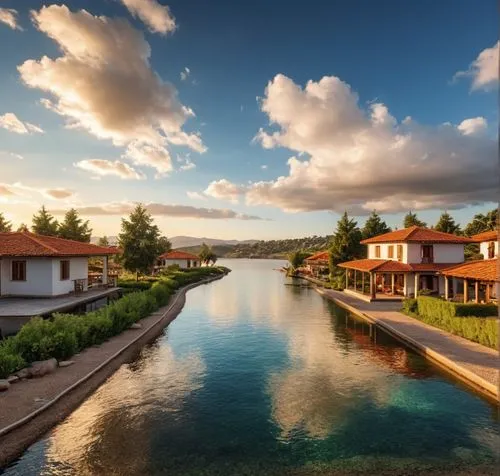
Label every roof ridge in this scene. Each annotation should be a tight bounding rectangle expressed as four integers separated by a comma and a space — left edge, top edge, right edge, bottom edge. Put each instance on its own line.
23, 231, 59, 254
405, 226, 421, 239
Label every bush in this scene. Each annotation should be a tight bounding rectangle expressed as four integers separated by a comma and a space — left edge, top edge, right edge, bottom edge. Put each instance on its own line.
454, 303, 498, 317
402, 298, 418, 314
0, 267, 229, 377
417, 296, 497, 320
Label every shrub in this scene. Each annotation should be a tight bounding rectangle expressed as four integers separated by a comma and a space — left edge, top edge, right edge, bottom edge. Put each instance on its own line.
0, 339, 26, 378
417, 296, 497, 320
454, 303, 498, 317
117, 280, 153, 291
402, 298, 418, 314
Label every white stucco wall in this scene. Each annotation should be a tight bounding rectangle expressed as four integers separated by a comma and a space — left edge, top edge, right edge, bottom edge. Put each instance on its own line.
0, 257, 89, 297
367, 243, 407, 261
479, 240, 498, 259
368, 243, 464, 264
160, 258, 199, 268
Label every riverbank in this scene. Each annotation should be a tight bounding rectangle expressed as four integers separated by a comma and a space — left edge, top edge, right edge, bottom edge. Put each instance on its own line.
0, 273, 226, 468
315, 288, 499, 402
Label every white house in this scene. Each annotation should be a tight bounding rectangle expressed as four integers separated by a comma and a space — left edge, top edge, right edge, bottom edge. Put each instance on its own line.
339, 226, 474, 301
156, 250, 200, 271
0, 231, 115, 297
471, 230, 498, 260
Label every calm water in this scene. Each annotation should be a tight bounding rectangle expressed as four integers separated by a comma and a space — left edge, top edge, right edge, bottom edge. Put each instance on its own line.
4, 260, 499, 475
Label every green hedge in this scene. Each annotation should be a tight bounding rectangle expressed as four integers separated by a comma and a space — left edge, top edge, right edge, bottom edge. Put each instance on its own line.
0, 267, 227, 378
401, 296, 498, 349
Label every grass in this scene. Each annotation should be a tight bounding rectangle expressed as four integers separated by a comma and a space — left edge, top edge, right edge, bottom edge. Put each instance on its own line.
0, 266, 228, 378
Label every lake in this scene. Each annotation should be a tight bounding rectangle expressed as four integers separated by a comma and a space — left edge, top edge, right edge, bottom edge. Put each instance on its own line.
3, 259, 499, 475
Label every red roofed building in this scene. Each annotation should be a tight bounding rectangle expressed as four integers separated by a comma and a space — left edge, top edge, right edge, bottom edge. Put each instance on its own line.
471, 230, 498, 260
304, 251, 329, 277
156, 250, 200, 271
338, 226, 471, 301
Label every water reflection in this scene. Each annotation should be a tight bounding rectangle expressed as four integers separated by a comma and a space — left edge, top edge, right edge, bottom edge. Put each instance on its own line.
4, 259, 499, 475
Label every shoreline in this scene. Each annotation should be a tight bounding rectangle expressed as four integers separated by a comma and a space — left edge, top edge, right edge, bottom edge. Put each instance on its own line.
0, 274, 226, 468
314, 287, 499, 403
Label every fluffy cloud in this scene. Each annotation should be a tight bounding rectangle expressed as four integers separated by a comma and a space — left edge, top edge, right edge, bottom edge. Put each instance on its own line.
51, 201, 265, 220
0, 8, 22, 30
180, 67, 190, 81
204, 179, 246, 203
75, 159, 145, 180
457, 117, 488, 136
0, 113, 43, 134
120, 0, 176, 35
0, 151, 24, 160
0, 182, 73, 201
44, 188, 74, 199
240, 74, 496, 214
186, 191, 206, 200
454, 41, 499, 91
18, 5, 204, 176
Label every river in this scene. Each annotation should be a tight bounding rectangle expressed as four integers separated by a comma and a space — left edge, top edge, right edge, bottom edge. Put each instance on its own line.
3, 259, 499, 475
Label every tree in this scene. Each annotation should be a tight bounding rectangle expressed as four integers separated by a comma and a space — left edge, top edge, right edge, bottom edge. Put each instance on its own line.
31, 206, 59, 236
288, 250, 311, 270
403, 211, 426, 228
0, 213, 12, 232
119, 204, 161, 279
361, 210, 391, 240
158, 236, 172, 255
58, 208, 92, 242
17, 223, 29, 232
463, 208, 498, 237
434, 212, 461, 235
199, 242, 217, 265
329, 212, 363, 284
97, 236, 109, 247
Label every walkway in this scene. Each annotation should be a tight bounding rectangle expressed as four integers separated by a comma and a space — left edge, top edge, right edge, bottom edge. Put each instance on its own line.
317, 288, 499, 401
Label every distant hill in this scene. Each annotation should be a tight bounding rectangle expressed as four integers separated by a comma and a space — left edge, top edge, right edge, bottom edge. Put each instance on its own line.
169, 236, 258, 248
177, 244, 236, 257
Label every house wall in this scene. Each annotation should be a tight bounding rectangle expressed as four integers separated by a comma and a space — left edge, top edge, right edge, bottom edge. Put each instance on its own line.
367, 243, 408, 261
161, 258, 199, 268
367, 243, 464, 264
0, 257, 88, 297
479, 240, 498, 259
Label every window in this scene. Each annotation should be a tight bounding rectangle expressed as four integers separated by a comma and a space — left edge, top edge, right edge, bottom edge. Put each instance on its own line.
421, 245, 434, 263
388, 245, 394, 259
488, 241, 495, 259
187, 260, 191, 268
60, 260, 70, 280
397, 245, 403, 261
12, 261, 26, 281
375, 245, 381, 258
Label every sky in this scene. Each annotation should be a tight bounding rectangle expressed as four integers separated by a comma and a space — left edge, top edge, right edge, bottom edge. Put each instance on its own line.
0, 0, 498, 240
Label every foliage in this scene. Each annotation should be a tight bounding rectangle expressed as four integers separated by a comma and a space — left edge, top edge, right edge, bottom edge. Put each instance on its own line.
117, 280, 155, 291
0, 267, 228, 378
288, 250, 312, 269
464, 243, 482, 261
402, 296, 498, 349
403, 211, 426, 228
463, 208, 498, 236
97, 236, 109, 247
31, 205, 59, 236
434, 212, 461, 235
16, 223, 29, 232
58, 208, 92, 242
199, 242, 217, 265
361, 210, 391, 240
329, 212, 363, 279
119, 204, 162, 278
0, 212, 12, 232
158, 236, 172, 255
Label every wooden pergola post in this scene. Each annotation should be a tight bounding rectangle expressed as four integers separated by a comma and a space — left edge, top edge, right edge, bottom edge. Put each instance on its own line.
463, 278, 468, 303
370, 272, 376, 299
474, 281, 479, 303
414, 273, 420, 298
403, 273, 407, 296
361, 272, 365, 294
345, 270, 349, 289
486, 283, 491, 302
444, 276, 449, 301
354, 269, 357, 291
391, 274, 395, 295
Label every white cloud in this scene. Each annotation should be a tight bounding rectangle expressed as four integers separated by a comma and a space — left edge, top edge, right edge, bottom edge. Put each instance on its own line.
204, 179, 246, 203
123, 142, 173, 176
457, 117, 488, 136
180, 67, 190, 81
240, 74, 497, 214
75, 159, 145, 180
0, 182, 74, 202
454, 41, 499, 91
0, 112, 43, 134
261, 164, 268, 170
51, 201, 265, 220
18, 5, 204, 176
0, 8, 22, 30
186, 191, 206, 200
177, 152, 196, 171
120, 0, 176, 35
0, 151, 24, 160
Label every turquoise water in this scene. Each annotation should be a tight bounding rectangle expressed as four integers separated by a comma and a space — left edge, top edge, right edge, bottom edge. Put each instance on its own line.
3, 259, 499, 475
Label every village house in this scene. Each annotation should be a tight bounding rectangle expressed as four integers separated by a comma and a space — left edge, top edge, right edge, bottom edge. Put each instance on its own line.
0, 232, 118, 336
304, 251, 329, 278
440, 230, 498, 304
338, 226, 474, 301
155, 250, 200, 272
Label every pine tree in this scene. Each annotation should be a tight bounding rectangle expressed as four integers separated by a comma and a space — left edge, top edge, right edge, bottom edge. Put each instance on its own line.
17, 223, 29, 232
329, 212, 363, 276
58, 208, 92, 242
463, 208, 498, 236
361, 210, 391, 240
97, 236, 109, 247
434, 212, 461, 235
119, 204, 161, 279
0, 213, 12, 232
158, 236, 172, 255
403, 211, 426, 228
31, 206, 59, 236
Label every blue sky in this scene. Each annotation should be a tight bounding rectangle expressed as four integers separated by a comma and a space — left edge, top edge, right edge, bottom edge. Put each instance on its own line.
0, 0, 497, 239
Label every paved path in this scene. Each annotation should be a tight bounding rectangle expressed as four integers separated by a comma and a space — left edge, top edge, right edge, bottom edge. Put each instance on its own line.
317, 288, 499, 401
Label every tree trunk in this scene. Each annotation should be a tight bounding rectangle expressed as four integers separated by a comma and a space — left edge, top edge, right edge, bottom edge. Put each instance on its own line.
136, 271, 139, 282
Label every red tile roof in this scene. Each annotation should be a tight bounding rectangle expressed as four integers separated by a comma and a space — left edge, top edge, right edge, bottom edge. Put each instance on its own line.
360, 226, 473, 244
305, 251, 329, 262
0, 232, 116, 257
471, 230, 498, 242
441, 259, 499, 282
339, 259, 458, 273
159, 250, 199, 260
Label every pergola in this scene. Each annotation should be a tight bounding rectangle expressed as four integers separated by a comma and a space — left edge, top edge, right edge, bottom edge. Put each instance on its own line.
441, 259, 498, 303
